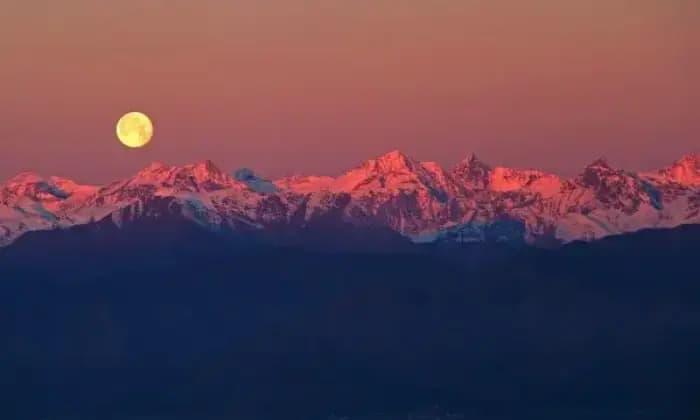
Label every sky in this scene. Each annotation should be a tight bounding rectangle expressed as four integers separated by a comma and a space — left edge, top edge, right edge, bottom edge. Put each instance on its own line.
1, 0, 698, 183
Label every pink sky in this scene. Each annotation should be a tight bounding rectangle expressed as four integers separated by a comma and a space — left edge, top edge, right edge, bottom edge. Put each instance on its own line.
1, 0, 698, 183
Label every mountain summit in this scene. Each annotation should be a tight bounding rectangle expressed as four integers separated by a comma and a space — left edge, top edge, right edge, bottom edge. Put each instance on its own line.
655, 153, 700, 186
126, 160, 238, 192
452, 153, 492, 190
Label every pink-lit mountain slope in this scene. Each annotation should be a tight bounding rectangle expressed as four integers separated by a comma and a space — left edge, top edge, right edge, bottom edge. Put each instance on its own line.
2, 151, 699, 246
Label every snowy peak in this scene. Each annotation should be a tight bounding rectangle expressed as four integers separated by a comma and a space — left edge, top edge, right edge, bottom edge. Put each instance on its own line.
451, 156, 562, 196
656, 153, 700, 186
132, 162, 173, 183
452, 153, 492, 190
420, 161, 453, 187
4, 172, 46, 186
1, 172, 88, 203
586, 157, 613, 171
459, 153, 492, 172
489, 167, 561, 195
190, 160, 225, 180
361, 150, 420, 174
142, 161, 169, 172
277, 150, 454, 206
181, 160, 234, 190
450, 155, 562, 195
87, 160, 246, 211
578, 157, 620, 188
126, 160, 239, 193
676, 152, 700, 168
570, 157, 664, 213
334, 150, 428, 193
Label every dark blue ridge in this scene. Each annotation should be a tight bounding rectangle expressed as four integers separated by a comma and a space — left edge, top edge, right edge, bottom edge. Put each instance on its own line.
0, 223, 699, 419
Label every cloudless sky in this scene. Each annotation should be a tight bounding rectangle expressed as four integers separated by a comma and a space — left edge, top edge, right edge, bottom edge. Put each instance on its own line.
1, 0, 698, 183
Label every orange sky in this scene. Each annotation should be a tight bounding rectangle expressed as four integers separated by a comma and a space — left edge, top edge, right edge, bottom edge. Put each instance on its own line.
1, 0, 698, 182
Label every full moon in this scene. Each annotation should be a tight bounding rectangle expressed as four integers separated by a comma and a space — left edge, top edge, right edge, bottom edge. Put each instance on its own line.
116, 112, 154, 148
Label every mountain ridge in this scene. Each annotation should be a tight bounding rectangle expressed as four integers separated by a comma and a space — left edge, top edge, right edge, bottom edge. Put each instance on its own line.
1, 150, 699, 246
1, 221, 699, 418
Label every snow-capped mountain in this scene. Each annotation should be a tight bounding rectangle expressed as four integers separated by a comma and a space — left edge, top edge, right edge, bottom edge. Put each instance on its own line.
1, 151, 699, 247
643, 153, 700, 187
452, 154, 493, 191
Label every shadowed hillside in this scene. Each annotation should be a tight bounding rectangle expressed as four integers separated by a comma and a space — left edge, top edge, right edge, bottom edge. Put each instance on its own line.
1, 224, 699, 419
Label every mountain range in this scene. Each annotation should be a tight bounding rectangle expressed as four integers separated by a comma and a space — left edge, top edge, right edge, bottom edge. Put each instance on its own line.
1, 150, 698, 247
3, 150, 700, 418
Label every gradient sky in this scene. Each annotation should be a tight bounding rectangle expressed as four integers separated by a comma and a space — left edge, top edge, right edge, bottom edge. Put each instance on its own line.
1, 0, 698, 183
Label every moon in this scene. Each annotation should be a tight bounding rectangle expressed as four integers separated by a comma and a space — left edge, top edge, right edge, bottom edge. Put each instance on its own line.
116, 112, 153, 148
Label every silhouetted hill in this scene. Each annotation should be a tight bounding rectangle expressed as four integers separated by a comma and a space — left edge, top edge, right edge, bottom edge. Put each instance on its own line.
1, 224, 699, 419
